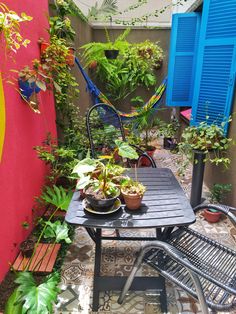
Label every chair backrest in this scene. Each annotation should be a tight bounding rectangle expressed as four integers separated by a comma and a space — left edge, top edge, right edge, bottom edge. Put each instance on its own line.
86, 103, 126, 159
86, 103, 156, 168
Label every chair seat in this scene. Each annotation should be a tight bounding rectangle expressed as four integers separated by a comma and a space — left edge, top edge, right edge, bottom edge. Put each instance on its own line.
144, 227, 236, 311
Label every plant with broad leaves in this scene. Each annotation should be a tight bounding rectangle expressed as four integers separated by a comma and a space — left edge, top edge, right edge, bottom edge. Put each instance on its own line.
5, 272, 60, 314
40, 185, 73, 211
0, 2, 32, 54
43, 221, 72, 244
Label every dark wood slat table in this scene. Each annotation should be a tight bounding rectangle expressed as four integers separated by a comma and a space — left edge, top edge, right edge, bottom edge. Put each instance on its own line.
65, 168, 196, 312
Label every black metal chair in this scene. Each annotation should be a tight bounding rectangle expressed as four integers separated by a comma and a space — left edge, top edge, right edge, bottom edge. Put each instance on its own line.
118, 204, 236, 314
86, 103, 156, 168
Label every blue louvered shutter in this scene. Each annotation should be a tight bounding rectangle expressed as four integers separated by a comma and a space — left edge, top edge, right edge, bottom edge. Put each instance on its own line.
166, 13, 201, 107
191, 0, 236, 134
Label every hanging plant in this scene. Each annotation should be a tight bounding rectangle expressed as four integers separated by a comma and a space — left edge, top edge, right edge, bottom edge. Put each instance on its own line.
0, 2, 32, 53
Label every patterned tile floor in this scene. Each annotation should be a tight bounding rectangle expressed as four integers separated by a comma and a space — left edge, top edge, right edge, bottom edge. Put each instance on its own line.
56, 145, 236, 314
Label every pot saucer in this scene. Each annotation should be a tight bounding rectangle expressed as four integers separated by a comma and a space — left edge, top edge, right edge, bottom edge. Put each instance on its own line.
82, 198, 121, 215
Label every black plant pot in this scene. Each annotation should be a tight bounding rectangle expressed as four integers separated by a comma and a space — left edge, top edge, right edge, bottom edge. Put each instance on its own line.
163, 138, 177, 150
104, 49, 119, 59
85, 191, 120, 212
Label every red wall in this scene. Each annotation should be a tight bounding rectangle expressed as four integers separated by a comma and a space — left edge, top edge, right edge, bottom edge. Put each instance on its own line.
0, 0, 57, 281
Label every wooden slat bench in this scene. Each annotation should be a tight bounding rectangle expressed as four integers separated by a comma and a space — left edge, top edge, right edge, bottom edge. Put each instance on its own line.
13, 243, 61, 272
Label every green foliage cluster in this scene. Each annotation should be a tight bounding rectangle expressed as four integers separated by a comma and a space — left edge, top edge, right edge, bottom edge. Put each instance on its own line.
5, 186, 73, 313
81, 30, 163, 102
158, 119, 180, 138
178, 120, 232, 168
210, 183, 232, 204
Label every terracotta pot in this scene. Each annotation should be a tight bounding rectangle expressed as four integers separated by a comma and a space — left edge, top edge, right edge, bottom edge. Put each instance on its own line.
141, 147, 156, 167
40, 41, 50, 54
89, 60, 98, 70
66, 47, 76, 66
204, 209, 221, 223
121, 190, 143, 210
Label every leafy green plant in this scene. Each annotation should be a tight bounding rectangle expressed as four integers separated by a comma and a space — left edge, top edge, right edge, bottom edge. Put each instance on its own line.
121, 178, 146, 196
132, 106, 160, 150
0, 2, 32, 54
5, 272, 60, 314
159, 119, 180, 138
81, 30, 163, 102
178, 120, 232, 168
87, 0, 118, 21
34, 134, 78, 185
40, 185, 73, 210
43, 221, 71, 244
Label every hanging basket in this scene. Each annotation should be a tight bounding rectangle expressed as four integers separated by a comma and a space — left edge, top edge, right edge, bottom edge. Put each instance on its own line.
104, 49, 119, 59
18, 78, 41, 101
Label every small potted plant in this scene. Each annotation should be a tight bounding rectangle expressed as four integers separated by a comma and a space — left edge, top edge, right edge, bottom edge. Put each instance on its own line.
204, 183, 232, 223
121, 177, 146, 210
159, 119, 179, 150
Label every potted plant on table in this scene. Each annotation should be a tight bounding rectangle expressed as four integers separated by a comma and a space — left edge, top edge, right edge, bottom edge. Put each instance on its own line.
72, 140, 139, 211
204, 183, 232, 223
121, 177, 146, 210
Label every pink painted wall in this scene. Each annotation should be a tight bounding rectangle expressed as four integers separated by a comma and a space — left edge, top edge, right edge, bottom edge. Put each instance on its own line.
0, 0, 57, 281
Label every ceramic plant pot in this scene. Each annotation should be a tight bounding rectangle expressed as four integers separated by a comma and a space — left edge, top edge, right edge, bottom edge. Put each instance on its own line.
85, 189, 120, 212
204, 209, 221, 223
18, 79, 41, 101
121, 190, 143, 210
141, 147, 156, 167
163, 138, 177, 150
20, 239, 35, 258
66, 47, 76, 66
104, 49, 119, 59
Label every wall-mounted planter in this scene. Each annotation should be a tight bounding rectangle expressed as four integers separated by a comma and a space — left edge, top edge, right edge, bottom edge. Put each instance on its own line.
66, 47, 76, 66
104, 49, 119, 59
40, 41, 50, 55
18, 79, 41, 101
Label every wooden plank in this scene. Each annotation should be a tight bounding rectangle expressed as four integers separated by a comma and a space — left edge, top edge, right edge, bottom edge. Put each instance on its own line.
12, 243, 61, 273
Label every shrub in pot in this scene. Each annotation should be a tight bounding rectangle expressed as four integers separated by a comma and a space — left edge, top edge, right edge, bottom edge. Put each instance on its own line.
159, 119, 179, 150
204, 183, 232, 223
121, 178, 146, 210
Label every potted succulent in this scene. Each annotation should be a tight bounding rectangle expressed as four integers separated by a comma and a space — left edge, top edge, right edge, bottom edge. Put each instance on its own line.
204, 183, 232, 223
159, 119, 180, 150
121, 177, 146, 210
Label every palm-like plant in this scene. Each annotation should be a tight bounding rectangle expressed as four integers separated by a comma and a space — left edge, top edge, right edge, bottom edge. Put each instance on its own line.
88, 0, 118, 20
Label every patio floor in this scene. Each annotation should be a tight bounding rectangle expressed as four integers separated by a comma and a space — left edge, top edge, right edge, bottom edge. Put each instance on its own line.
55, 143, 236, 314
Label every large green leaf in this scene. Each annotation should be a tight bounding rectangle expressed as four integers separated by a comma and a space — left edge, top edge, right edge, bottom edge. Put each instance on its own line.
76, 174, 91, 190
4, 288, 23, 314
115, 140, 139, 160
41, 185, 73, 210
72, 157, 98, 176
43, 221, 71, 243
15, 272, 60, 314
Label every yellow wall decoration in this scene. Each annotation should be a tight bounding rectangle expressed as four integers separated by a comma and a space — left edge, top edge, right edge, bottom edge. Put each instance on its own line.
0, 73, 6, 162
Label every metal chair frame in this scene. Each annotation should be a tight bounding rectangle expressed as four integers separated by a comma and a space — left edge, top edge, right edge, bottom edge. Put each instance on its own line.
118, 204, 236, 314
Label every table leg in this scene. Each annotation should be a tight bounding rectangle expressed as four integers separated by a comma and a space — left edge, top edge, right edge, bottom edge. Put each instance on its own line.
92, 228, 102, 312
159, 275, 168, 313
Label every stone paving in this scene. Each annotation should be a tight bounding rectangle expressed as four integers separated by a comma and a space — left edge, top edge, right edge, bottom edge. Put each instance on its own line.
55, 144, 236, 314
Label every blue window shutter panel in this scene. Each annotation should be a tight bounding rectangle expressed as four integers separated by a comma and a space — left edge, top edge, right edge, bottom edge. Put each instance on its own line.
191, 0, 236, 134
166, 13, 201, 107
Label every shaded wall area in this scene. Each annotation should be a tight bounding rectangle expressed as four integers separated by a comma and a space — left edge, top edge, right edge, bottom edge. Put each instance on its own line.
0, 0, 57, 282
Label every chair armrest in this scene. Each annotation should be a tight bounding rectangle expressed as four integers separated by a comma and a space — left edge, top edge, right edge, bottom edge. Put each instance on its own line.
194, 204, 236, 226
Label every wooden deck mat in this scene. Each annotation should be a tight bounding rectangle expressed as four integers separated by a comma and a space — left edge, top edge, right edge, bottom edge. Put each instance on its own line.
13, 243, 61, 272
